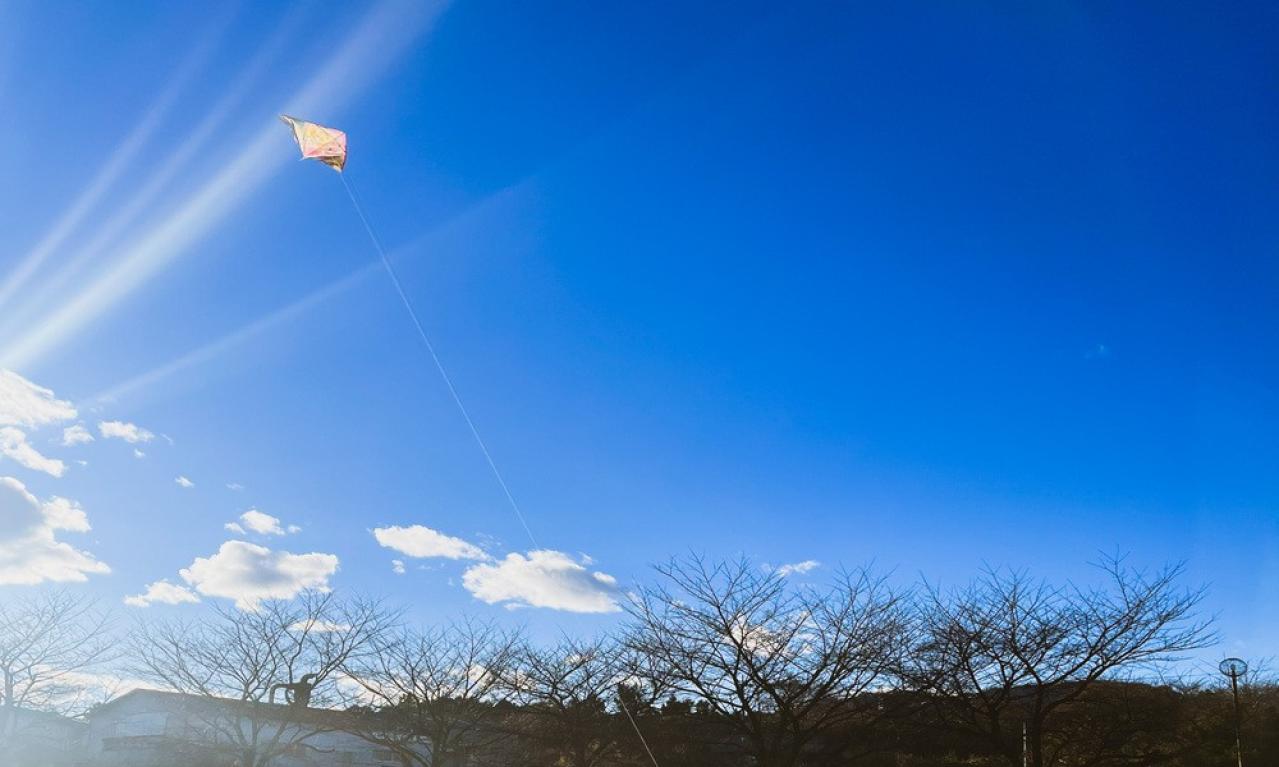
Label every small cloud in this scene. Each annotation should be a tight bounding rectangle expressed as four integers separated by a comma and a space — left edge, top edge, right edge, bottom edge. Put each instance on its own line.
287, 524, 302, 534
225, 522, 246, 535
775, 560, 820, 577
462, 550, 622, 613
372, 524, 488, 560
391, 559, 406, 575
227, 509, 291, 536
175, 476, 194, 488
1085, 343, 1112, 359
133, 449, 146, 459
0, 426, 66, 477
124, 580, 200, 608
61, 424, 94, 446
226, 482, 244, 491
98, 420, 155, 444
290, 619, 351, 633
242, 510, 284, 535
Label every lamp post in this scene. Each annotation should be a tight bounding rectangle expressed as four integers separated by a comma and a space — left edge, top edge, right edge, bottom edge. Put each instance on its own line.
1219, 657, 1248, 767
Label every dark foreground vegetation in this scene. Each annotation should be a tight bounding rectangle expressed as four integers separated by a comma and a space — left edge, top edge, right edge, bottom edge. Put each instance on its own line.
1, 556, 1273, 767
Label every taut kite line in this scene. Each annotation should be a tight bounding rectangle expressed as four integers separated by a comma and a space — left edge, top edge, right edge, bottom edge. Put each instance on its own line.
279, 114, 537, 548
279, 114, 661, 766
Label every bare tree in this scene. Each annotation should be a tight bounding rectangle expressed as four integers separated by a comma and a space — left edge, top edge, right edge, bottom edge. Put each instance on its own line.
908, 557, 1215, 767
340, 617, 520, 766
625, 556, 911, 767
127, 591, 394, 767
0, 590, 115, 744
497, 636, 629, 767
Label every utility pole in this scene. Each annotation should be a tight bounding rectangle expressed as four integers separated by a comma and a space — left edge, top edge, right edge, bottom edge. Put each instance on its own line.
1220, 658, 1248, 767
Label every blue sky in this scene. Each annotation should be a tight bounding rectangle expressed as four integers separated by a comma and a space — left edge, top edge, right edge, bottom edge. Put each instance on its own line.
1, 1, 1276, 656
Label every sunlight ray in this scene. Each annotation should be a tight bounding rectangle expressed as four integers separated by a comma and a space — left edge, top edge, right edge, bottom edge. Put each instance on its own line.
0, 15, 231, 311
88, 179, 526, 406
0, 0, 450, 373
0, 13, 303, 346
88, 263, 380, 406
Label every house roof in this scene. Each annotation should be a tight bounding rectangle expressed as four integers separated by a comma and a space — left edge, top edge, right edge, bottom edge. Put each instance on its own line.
5, 706, 88, 730
90, 688, 377, 729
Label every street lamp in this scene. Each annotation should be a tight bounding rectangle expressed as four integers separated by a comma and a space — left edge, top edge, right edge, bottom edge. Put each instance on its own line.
1219, 657, 1248, 767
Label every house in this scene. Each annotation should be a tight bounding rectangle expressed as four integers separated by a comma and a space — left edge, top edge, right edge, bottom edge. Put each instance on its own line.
0, 706, 87, 767
82, 689, 425, 767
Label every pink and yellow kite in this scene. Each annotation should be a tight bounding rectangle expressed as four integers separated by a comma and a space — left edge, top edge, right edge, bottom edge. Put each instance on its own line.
280, 115, 347, 172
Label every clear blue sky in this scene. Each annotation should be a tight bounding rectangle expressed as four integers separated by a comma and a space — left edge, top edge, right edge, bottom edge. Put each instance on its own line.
1, 1, 1276, 656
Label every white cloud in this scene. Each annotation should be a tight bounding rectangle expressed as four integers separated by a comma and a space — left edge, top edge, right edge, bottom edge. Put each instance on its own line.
239, 510, 283, 535
0, 426, 66, 477
98, 420, 154, 443
178, 540, 339, 611
61, 424, 94, 446
133, 448, 146, 459
372, 524, 488, 560
0, 476, 109, 585
175, 475, 194, 488
289, 620, 351, 633
0, 369, 76, 428
776, 560, 820, 577
226, 482, 244, 491
40, 496, 91, 532
462, 550, 621, 614
391, 559, 406, 575
226, 509, 294, 536
124, 580, 200, 608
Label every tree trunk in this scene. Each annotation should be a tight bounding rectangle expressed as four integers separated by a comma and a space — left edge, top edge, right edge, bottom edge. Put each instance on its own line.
1029, 724, 1045, 767
1, 667, 14, 743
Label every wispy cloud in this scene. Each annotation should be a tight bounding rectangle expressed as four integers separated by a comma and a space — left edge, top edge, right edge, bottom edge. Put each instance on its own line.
775, 559, 820, 577
175, 475, 195, 488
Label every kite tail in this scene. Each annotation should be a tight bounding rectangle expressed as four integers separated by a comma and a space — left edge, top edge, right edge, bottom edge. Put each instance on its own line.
339, 173, 539, 549
340, 173, 662, 767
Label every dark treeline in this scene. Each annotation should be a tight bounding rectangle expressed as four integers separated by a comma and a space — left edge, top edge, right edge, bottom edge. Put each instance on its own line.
2, 556, 1274, 767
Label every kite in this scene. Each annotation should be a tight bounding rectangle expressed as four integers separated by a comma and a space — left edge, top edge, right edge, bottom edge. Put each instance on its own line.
279, 115, 347, 171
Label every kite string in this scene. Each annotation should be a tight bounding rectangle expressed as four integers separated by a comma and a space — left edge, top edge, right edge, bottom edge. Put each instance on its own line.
617, 693, 662, 767
340, 172, 661, 767
339, 173, 539, 550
